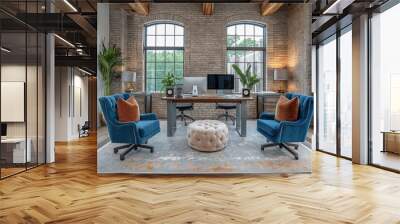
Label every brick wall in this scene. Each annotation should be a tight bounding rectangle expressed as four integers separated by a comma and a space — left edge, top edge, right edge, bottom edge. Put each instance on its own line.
287, 4, 312, 95
108, 3, 310, 119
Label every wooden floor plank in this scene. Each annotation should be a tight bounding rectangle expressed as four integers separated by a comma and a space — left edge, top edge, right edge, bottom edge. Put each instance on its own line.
1, 135, 400, 223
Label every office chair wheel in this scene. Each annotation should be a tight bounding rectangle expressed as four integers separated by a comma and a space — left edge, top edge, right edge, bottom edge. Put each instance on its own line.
279, 144, 283, 148
150, 148, 154, 153
114, 148, 118, 154
120, 155, 125, 161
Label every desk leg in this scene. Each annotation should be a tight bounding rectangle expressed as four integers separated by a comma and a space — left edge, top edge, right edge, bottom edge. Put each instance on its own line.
167, 101, 176, 137
240, 101, 247, 137
236, 103, 241, 135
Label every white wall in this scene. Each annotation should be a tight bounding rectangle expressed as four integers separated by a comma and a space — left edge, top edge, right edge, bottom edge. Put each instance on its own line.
55, 67, 89, 141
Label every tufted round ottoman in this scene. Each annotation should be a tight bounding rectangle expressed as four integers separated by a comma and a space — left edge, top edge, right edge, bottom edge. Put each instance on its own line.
187, 120, 229, 152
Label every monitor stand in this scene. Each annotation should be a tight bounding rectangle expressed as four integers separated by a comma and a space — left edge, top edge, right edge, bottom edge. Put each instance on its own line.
216, 90, 225, 96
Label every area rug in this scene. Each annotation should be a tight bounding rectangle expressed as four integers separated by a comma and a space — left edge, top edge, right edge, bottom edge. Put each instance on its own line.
97, 120, 311, 174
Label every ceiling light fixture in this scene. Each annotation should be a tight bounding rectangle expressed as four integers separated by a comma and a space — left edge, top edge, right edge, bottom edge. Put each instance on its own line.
322, 0, 354, 15
78, 67, 92, 76
1, 47, 11, 53
63, 0, 78, 12
54, 34, 75, 48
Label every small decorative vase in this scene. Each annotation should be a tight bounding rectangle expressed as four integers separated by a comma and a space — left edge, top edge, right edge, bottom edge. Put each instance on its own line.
242, 88, 250, 97
166, 87, 174, 97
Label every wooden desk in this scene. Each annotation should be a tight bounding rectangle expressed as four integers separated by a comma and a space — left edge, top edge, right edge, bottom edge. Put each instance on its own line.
382, 131, 400, 154
255, 91, 280, 118
1, 138, 31, 164
161, 95, 254, 137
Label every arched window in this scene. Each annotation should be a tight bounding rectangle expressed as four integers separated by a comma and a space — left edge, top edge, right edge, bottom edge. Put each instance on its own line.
226, 23, 266, 92
144, 22, 184, 92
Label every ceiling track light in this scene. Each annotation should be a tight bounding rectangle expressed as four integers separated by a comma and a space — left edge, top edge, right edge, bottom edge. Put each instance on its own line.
322, 0, 355, 15
78, 67, 93, 76
1, 47, 11, 53
54, 34, 76, 48
63, 0, 78, 12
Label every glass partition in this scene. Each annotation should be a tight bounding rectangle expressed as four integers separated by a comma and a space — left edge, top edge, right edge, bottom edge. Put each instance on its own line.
339, 27, 352, 158
0, 1, 46, 179
0, 31, 28, 177
370, 3, 400, 171
317, 36, 337, 155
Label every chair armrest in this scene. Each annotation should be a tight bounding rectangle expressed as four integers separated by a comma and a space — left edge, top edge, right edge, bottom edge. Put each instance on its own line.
259, 112, 275, 120
108, 121, 139, 142
280, 119, 307, 128
278, 119, 309, 142
140, 113, 158, 121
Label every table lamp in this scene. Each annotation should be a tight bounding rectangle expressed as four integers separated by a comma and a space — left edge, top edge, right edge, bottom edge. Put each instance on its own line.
121, 71, 136, 93
273, 68, 288, 93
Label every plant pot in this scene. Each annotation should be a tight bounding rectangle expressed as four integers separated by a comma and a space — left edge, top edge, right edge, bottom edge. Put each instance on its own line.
166, 87, 174, 97
242, 88, 251, 97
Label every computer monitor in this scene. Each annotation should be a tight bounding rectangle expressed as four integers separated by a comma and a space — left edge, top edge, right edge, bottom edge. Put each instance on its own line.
183, 77, 207, 94
207, 74, 234, 90
1, 123, 7, 138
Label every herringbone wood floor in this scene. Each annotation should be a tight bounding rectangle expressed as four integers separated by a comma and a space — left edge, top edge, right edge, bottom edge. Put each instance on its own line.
1, 135, 400, 224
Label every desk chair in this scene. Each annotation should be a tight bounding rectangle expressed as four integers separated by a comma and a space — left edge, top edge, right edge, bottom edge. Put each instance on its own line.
78, 121, 90, 138
99, 93, 160, 161
176, 103, 195, 126
257, 93, 313, 160
216, 103, 236, 125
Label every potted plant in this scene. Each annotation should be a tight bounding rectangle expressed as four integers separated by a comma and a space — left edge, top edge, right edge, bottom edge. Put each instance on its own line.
98, 43, 123, 96
232, 64, 261, 97
161, 72, 181, 97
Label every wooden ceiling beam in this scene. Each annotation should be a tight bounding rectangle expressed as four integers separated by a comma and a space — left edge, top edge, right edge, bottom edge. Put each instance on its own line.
202, 3, 214, 16
260, 2, 284, 16
128, 2, 149, 16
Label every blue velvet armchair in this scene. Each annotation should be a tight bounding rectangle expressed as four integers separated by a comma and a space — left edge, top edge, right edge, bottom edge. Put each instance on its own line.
257, 93, 314, 160
99, 93, 160, 161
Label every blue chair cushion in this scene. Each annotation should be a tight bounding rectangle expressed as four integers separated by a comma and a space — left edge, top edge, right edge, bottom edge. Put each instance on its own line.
177, 104, 193, 111
136, 120, 160, 138
216, 104, 237, 110
257, 119, 280, 136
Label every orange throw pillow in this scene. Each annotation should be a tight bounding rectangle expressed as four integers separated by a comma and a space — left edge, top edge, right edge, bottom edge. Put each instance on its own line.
117, 96, 140, 122
275, 95, 299, 121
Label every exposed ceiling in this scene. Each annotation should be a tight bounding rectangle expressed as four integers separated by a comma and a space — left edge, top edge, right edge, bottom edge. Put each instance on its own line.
310, 0, 389, 43
0, 0, 97, 74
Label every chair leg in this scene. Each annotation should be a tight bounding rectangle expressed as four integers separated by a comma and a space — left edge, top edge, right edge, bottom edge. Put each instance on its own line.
183, 114, 194, 121
281, 143, 299, 160
286, 143, 299, 149
260, 143, 299, 160
228, 114, 236, 125
137, 144, 154, 153
120, 145, 137, 161
114, 144, 132, 154
261, 143, 279, 150
217, 114, 224, 120
183, 115, 194, 126
176, 114, 184, 121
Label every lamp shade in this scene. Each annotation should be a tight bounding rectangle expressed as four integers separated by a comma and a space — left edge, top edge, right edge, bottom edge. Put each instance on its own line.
273, 68, 288, 81
121, 71, 136, 82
